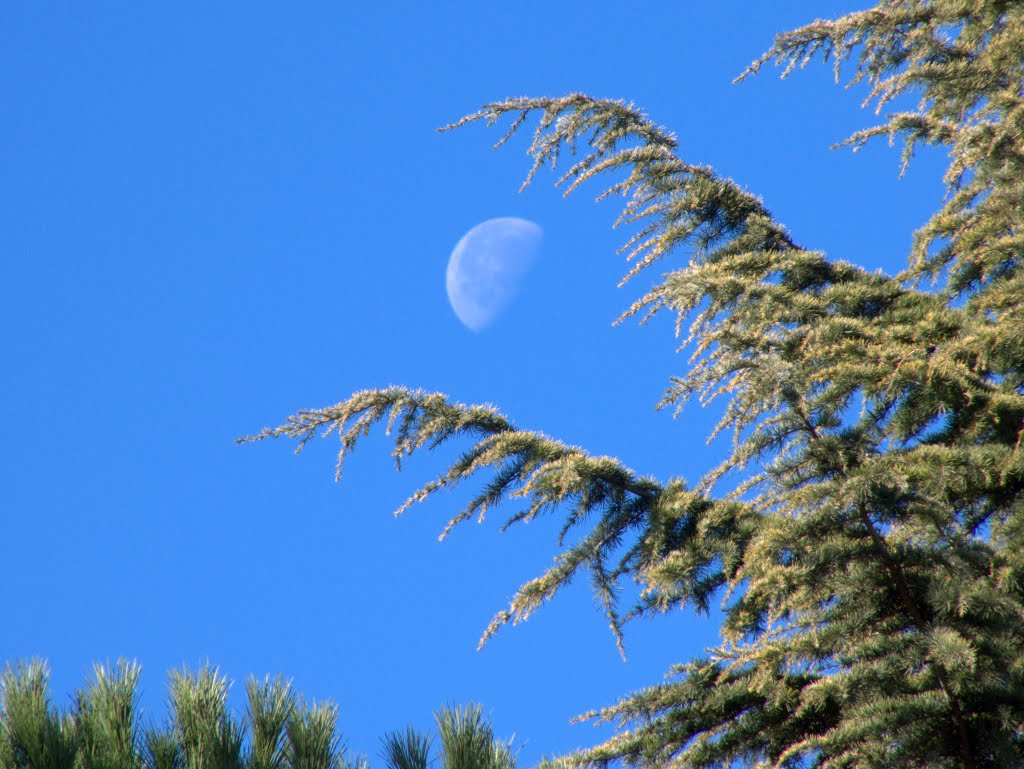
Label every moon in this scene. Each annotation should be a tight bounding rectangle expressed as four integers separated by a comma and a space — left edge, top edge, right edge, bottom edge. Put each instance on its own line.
446, 217, 543, 332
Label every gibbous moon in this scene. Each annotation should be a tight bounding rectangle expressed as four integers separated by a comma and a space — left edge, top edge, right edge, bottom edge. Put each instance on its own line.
446, 217, 543, 332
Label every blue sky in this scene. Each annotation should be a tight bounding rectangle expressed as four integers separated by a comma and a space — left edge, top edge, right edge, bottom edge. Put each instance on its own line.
2, 2, 948, 764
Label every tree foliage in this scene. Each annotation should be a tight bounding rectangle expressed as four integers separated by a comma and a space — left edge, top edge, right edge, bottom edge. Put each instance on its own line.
245, 2, 1024, 767
0, 661, 517, 769
381, 704, 517, 769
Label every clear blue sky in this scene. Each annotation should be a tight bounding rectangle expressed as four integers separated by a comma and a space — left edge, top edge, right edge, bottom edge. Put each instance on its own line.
2, 2, 947, 764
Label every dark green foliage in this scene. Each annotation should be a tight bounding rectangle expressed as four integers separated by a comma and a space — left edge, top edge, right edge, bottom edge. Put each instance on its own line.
380, 705, 515, 769
169, 666, 246, 769
0, 662, 77, 769
434, 704, 515, 769
75, 660, 141, 769
283, 701, 343, 769
247, 677, 294, 769
0, 662, 516, 769
380, 727, 430, 769
143, 730, 183, 769
245, 1, 1024, 767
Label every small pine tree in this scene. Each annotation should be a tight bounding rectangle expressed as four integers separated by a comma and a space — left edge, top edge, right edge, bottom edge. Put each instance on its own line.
245, 2, 1024, 767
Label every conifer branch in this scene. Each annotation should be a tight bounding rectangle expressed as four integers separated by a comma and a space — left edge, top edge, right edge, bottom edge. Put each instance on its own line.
440, 95, 797, 295
743, 2, 1024, 301
854, 502, 976, 769
440, 91, 1018, 513
243, 388, 752, 649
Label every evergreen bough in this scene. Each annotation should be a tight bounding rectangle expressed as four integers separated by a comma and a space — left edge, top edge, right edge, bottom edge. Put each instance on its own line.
246, 2, 1024, 767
